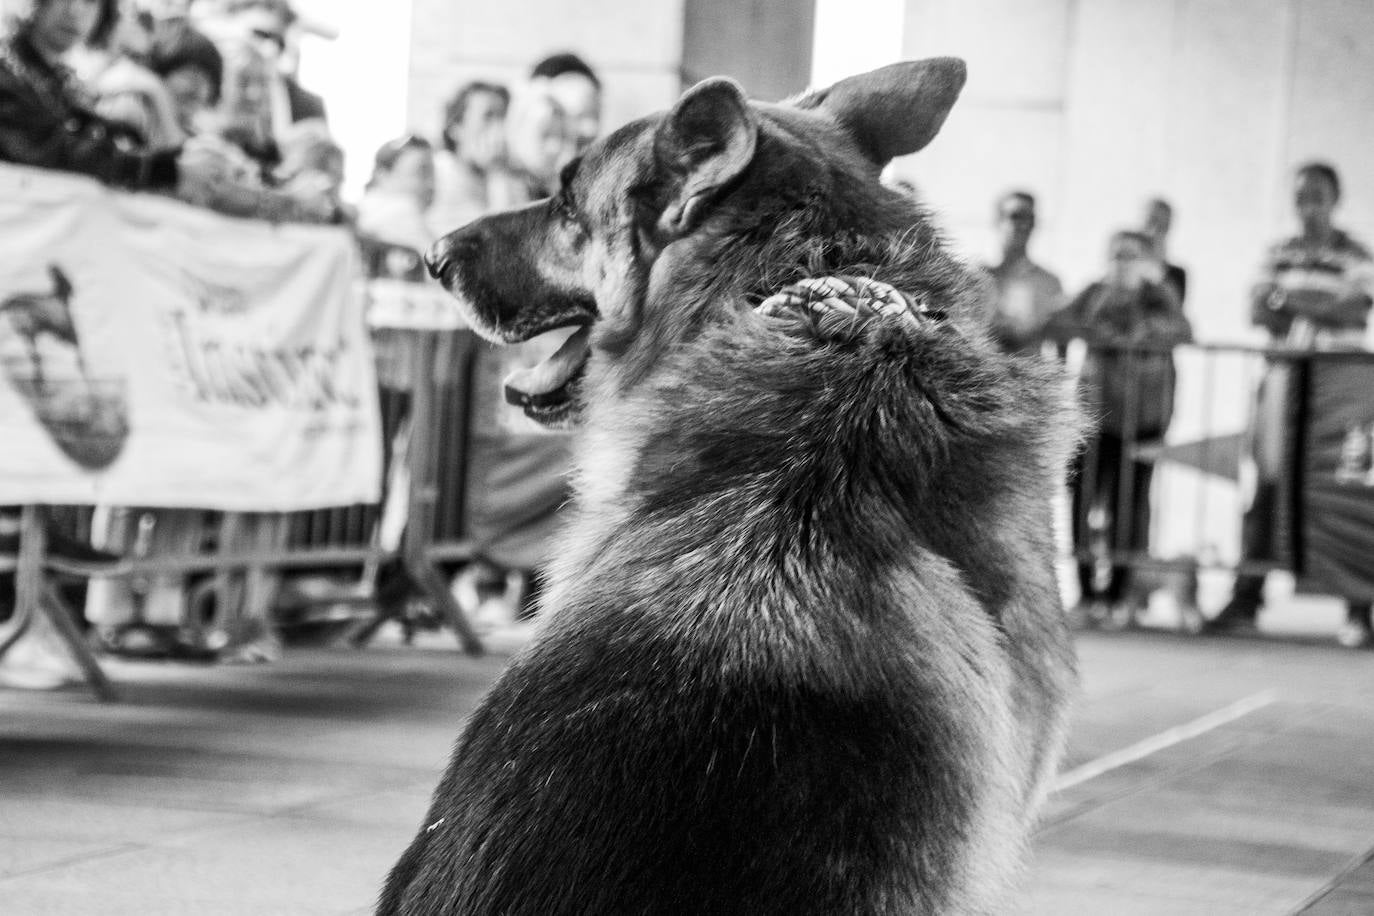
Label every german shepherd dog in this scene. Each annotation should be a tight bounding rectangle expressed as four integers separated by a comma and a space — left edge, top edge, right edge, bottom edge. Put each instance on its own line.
380, 58, 1078, 915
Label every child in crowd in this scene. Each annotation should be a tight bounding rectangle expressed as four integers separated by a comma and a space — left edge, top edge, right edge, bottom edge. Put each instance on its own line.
1046, 230, 1193, 627
357, 133, 436, 254
147, 20, 223, 140
430, 80, 511, 237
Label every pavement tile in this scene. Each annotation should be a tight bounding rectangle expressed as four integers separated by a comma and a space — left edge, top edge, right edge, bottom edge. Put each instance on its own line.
1040, 820, 1350, 880
1071, 786, 1374, 853
1027, 847, 1317, 912
1020, 882, 1259, 916
0, 815, 391, 914
0, 887, 343, 916
1303, 886, 1374, 915
4, 631, 1374, 913
0, 835, 132, 880
0, 793, 251, 846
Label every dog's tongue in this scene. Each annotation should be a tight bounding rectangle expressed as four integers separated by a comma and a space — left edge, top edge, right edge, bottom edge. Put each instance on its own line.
504, 325, 592, 401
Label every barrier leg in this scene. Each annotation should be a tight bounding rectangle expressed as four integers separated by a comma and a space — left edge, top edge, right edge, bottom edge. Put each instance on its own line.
406, 555, 483, 656
407, 332, 482, 657
0, 513, 39, 659
41, 579, 118, 702
15, 507, 118, 701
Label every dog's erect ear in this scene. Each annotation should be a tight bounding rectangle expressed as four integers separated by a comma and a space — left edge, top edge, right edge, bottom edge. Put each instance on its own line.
800, 58, 966, 166
653, 77, 757, 238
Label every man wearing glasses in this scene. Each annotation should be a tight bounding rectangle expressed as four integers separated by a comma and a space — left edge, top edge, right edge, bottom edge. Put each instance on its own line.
234, 0, 326, 140
982, 189, 1065, 355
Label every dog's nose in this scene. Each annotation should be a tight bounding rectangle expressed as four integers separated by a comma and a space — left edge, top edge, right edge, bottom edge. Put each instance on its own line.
424, 239, 453, 282
425, 230, 482, 283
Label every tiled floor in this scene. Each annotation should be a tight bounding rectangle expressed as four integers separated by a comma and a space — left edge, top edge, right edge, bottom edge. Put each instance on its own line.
2, 604, 1373, 915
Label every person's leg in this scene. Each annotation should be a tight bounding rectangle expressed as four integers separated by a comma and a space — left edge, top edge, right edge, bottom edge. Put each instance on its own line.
0, 507, 17, 625
1068, 442, 1097, 606
1096, 435, 1127, 605
1113, 450, 1156, 616
1337, 601, 1374, 649
1205, 480, 1276, 632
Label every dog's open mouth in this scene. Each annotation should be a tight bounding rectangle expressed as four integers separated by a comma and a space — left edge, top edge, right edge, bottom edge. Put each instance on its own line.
502, 325, 593, 424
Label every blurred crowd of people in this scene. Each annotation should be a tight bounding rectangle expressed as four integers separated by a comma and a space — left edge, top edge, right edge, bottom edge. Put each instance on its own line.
0, 0, 347, 222
355, 53, 604, 633
0, 0, 604, 243
0, 0, 607, 658
980, 162, 1374, 647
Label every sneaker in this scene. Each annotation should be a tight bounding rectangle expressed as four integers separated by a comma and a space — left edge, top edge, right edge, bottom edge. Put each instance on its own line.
0, 615, 82, 690
1103, 590, 1149, 631
1336, 619, 1374, 649
1066, 599, 1107, 631
1200, 594, 1262, 636
1201, 616, 1260, 636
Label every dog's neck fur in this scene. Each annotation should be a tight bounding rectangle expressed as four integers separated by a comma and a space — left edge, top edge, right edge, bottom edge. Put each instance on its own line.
603, 189, 976, 396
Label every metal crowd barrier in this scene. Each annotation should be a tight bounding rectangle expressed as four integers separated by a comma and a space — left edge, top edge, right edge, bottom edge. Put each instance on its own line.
7, 327, 1372, 699
0, 269, 487, 700
1069, 340, 1374, 626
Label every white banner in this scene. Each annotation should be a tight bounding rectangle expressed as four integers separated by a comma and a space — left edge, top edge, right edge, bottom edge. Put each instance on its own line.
365, 278, 467, 330
0, 165, 381, 511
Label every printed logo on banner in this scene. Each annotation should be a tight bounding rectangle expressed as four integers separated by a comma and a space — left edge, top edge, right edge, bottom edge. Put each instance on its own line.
0, 264, 129, 471
160, 269, 363, 415
0, 164, 381, 509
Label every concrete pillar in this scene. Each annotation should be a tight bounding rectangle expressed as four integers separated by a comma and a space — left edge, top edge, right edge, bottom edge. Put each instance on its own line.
683, 0, 815, 102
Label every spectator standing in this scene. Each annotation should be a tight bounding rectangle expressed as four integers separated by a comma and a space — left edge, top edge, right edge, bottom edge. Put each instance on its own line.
173, 34, 334, 223
210, 37, 277, 175
147, 19, 223, 140
429, 80, 510, 237
1046, 230, 1193, 625
357, 133, 435, 254
504, 87, 568, 200
529, 51, 600, 158
981, 190, 1065, 354
68, 2, 183, 150
231, 0, 324, 136
451, 55, 603, 626
1140, 196, 1187, 307
1205, 161, 1374, 646
356, 132, 437, 467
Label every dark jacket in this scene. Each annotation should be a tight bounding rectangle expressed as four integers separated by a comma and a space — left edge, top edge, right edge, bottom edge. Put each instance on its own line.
1045, 280, 1193, 438
285, 76, 326, 123
0, 33, 178, 190
1163, 262, 1187, 306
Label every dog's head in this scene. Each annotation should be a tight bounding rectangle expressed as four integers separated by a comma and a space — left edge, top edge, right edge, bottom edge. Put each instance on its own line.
426, 58, 967, 427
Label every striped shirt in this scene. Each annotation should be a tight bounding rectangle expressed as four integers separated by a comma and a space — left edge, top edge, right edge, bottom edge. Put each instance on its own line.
1256, 229, 1374, 349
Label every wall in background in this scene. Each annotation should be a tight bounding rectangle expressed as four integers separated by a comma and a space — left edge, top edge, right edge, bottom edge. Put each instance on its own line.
294, 0, 415, 200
